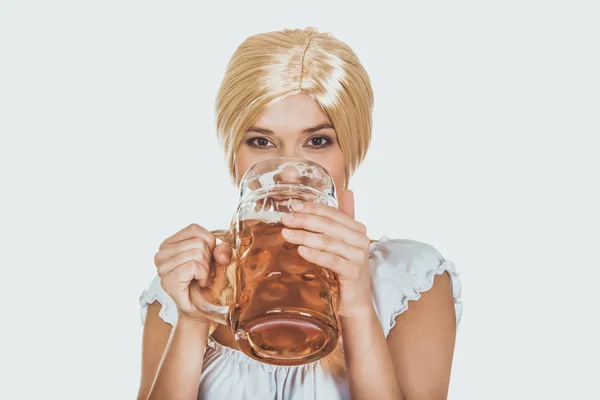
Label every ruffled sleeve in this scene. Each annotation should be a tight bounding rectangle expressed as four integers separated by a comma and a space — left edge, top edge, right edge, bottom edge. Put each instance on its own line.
369, 236, 463, 337
139, 275, 179, 326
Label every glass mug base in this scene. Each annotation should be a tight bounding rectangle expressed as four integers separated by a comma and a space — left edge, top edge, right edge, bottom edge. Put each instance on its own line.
232, 308, 339, 366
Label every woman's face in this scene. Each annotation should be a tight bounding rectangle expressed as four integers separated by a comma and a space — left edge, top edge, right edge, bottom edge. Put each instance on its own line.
234, 92, 346, 196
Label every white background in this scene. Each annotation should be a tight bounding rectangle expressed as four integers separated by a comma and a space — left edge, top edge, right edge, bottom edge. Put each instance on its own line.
1, 1, 598, 399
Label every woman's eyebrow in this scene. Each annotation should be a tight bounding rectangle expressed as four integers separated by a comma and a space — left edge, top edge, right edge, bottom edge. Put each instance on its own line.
303, 123, 334, 134
247, 127, 274, 135
247, 123, 334, 135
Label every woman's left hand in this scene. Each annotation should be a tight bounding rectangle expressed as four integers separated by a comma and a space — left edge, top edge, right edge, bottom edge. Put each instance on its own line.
280, 189, 373, 318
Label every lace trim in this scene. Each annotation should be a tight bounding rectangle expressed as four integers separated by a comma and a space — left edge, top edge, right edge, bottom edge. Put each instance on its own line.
139, 289, 177, 326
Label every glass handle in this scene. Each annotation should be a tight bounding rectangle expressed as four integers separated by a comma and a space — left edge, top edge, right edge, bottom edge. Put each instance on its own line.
186, 228, 236, 325
212, 229, 234, 246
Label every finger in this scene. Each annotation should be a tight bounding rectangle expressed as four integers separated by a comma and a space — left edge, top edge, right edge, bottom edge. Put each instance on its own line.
297, 245, 359, 280
162, 260, 211, 290
281, 212, 369, 249
290, 200, 366, 234
281, 229, 364, 264
159, 224, 216, 251
154, 238, 210, 266
157, 247, 210, 278
213, 242, 233, 266
337, 189, 355, 220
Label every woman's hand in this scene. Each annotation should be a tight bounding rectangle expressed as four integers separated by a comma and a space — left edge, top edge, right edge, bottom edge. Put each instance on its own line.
280, 190, 373, 318
154, 223, 233, 321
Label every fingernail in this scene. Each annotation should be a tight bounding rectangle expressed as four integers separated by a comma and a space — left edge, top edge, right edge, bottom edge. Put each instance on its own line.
291, 203, 304, 211
298, 246, 309, 255
282, 228, 295, 236
282, 213, 294, 222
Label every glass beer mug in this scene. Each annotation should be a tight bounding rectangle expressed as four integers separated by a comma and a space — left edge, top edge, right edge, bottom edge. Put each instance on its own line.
195, 157, 340, 366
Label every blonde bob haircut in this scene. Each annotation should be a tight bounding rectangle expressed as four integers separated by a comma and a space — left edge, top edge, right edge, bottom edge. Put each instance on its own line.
215, 27, 374, 188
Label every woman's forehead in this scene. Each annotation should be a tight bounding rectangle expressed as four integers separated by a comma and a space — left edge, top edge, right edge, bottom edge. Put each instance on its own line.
251, 93, 332, 132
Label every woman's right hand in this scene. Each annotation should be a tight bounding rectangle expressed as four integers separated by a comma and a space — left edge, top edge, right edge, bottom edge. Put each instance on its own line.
154, 223, 233, 321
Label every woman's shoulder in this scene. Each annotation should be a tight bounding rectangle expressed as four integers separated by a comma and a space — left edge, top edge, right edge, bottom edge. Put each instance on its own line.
368, 236, 463, 336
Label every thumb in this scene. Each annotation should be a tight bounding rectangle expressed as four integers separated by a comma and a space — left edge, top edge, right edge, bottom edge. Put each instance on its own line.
338, 189, 355, 219
213, 242, 233, 266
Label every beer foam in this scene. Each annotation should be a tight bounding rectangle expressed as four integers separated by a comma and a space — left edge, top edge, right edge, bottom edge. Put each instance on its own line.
240, 211, 285, 223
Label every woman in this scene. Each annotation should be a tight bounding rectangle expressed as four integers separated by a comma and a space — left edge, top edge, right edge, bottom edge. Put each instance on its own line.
138, 27, 462, 400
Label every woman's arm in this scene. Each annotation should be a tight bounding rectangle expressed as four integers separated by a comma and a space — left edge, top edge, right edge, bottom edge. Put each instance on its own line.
341, 304, 402, 400
137, 303, 172, 400
343, 272, 456, 400
139, 223, 230, 399
146, 313, 210, 400
137, 302, 211, 400
279, 193, 402, 398
387, 272, 457, 400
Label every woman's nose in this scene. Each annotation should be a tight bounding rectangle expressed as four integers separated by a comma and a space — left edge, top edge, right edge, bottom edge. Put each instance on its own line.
278, 145, 303, 159
280, 164, 300, 183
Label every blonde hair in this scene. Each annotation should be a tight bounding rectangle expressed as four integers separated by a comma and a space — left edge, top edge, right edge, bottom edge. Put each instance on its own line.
215, 27, 374, 188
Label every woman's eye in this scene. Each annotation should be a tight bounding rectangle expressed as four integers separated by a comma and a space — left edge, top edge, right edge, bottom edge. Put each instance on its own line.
256, 138, 270, 147
248, 137, 273, 148
307, 136, 331, 147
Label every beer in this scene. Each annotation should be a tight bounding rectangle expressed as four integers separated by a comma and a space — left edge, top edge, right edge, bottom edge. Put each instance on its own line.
228, 214, 340, 365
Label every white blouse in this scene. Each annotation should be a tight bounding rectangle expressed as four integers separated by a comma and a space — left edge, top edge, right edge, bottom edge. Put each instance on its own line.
139, 236, 463, 399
